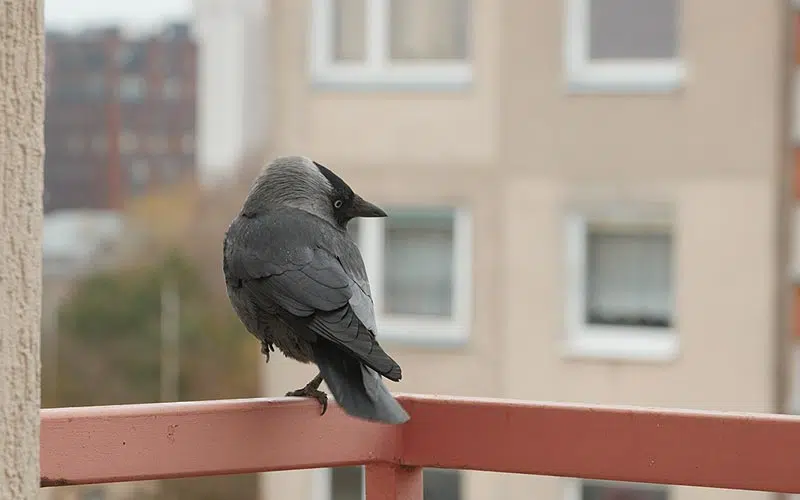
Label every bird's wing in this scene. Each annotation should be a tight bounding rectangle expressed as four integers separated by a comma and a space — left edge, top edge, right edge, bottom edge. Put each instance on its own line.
224, 212, 401, 381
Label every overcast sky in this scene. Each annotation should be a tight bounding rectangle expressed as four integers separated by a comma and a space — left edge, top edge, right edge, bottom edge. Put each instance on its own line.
44, 0, 191, 29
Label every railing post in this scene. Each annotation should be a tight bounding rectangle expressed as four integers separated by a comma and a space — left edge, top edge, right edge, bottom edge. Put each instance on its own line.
365, 463, 423, 500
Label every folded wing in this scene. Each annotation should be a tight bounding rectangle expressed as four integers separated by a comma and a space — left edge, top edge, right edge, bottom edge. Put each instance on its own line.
224, 211, 402, 381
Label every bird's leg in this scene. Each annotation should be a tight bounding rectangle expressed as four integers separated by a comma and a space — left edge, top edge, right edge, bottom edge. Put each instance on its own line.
285, 373, 328, 416
260, 340, 274, 362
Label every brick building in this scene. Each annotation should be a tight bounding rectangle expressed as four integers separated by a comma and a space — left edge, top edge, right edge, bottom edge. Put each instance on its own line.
44, 23, 196, 213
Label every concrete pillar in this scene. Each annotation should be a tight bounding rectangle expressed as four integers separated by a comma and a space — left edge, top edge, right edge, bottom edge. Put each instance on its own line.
0, 1, 45, 498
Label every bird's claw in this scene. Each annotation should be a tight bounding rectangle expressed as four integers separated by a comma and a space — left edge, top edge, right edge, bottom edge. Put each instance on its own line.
285, 386, 328, 416
260, 342, 275, 362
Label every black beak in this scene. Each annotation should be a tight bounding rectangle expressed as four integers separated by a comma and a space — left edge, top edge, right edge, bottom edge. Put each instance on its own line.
350, 194, 387, 218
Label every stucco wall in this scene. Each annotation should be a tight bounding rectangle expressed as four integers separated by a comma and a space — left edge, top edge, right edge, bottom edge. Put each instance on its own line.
0, 1, 45, 498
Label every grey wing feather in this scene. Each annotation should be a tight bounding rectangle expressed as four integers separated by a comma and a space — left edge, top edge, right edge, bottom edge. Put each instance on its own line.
337, 249, 378, 333
224, 211, 402, 381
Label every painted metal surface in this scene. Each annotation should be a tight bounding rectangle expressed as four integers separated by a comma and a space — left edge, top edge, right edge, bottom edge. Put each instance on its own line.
40, 397, 399, 486
365, 464, 424, 500
399, 395, 800, 493
41, 394, 800, 495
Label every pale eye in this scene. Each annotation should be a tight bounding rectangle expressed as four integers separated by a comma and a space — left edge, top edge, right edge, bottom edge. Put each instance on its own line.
333, 199, 343, 209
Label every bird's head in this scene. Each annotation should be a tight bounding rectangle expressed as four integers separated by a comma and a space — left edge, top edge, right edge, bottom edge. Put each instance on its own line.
242, 155, 387, 229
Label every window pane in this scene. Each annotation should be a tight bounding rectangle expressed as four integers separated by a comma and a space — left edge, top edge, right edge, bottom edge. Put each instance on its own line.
333, 0, 367, 61
588, 0, 678, 60
384, 209, 454, 317
582, 480, 669, 500
331, 466, 363, 500
119, 75, 146, 102
389, 0, 469, 60
586, 229, 672, 328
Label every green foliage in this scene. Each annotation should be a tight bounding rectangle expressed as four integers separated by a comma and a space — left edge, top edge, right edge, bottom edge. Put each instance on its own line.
50, 248, 258, 406
47, 248, 261, 499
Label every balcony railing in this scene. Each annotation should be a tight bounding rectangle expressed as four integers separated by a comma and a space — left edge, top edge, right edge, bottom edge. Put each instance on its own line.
41, 394, 800, 498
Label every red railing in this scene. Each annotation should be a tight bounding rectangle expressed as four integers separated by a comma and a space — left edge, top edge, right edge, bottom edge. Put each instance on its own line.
41, 395, 800, 498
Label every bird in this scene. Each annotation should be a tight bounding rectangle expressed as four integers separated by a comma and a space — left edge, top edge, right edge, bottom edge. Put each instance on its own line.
222, 155, 410, 425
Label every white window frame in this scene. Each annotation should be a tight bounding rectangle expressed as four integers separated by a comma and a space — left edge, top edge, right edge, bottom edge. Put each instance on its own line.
564, 478, 670, 500
564, 207, 678, 361
564, 0, 685, 91
353, 206, 473, 345
310, 0, 472, 87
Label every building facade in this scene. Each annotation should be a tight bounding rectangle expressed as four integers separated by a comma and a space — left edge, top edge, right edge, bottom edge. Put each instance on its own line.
44, 23, 197, 213
192, 0, 269, 187
201, 1, 793, 500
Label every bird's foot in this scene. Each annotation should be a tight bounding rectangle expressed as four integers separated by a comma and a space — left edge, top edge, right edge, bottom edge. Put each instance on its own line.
285, 385, 328, 416
260, 341, 275, 362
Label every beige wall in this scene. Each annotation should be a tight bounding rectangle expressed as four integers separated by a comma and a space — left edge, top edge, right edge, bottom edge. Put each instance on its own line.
502, 178, 779, 409
260, 1, 790, 500
500, 1, 784, 178
267, 0, 500, 168
0, 1, 45, 498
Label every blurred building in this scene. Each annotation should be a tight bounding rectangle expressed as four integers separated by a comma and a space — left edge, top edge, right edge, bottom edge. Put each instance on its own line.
41, 23, 195, 500
197, 1, 794, 500
193, 0, 269, 187
44, 23, 197, 213
39, 209, 150, 500
38, 481, 157, 500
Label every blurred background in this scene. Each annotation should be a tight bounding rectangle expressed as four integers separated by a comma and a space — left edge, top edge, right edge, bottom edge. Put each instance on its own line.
38, 1, 800, 500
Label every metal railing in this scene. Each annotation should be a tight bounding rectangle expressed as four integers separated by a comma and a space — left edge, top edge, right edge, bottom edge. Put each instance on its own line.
41, 394, 800, 498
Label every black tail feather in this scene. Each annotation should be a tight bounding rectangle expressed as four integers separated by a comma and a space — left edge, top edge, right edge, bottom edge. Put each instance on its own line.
312, 341, 409, 425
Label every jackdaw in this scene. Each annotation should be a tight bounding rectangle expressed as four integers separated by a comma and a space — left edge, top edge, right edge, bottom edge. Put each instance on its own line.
223, 155, 410, 425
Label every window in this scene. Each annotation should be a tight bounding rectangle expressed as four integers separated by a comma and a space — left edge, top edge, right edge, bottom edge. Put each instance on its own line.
119, 130, 138, 154
117, 43, 147, 73
349, 207, 472, 343
314, 467, 461, 500
564, 0, 684, 91
567, 479, 669, 500
163, 77, 182, 100
310, 0, 472, 87
129, 160, 150, 193
565, 207, 677, 360
119, 75, 146, 102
